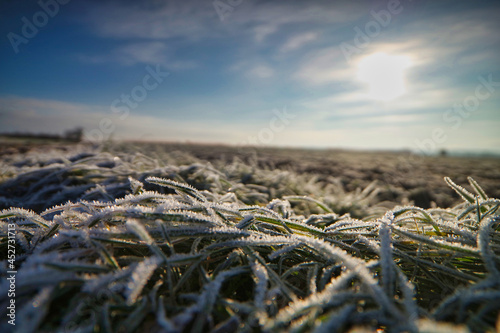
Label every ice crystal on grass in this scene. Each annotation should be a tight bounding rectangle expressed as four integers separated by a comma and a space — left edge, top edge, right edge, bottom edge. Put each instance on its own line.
0, 207, 50, 228
126, 256, 161, 305
250, 258, 269, 309
146, 176, 207, 202
0, 145, 499, 332
379, 212, 395, 297
477, 217, 500, 277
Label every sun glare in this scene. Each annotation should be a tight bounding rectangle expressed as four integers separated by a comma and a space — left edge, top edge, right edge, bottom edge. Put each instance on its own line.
357, 52, 412, 101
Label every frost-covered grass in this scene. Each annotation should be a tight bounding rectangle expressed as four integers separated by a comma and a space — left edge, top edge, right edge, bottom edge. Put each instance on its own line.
0, 144, 499, 332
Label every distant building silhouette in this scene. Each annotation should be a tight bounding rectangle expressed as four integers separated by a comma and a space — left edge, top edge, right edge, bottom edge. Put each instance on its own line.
64, 127, 83, 142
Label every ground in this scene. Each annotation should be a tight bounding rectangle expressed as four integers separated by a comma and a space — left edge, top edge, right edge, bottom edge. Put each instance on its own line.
0, 140, 499, 332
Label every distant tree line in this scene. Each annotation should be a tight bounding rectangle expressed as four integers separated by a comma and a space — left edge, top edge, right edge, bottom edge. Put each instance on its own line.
0, 127, 83, 142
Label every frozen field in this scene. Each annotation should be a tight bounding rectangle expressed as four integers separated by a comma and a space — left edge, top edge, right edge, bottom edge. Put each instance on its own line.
1, 141, 499, 332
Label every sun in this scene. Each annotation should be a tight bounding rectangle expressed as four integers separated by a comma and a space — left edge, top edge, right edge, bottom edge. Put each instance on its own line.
357, 52, 412, 101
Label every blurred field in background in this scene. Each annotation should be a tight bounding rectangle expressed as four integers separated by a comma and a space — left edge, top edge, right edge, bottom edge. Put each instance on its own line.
2, 139, 499, 214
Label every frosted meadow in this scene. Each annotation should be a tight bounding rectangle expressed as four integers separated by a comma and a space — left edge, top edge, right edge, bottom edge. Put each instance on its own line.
0, 143, 499, 332
1, 1, 500, 331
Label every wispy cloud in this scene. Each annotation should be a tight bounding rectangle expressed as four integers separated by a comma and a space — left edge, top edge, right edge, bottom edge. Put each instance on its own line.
240, 1, 365, 42
117, 42, 169, 66
280, 32, 319, 53
82, 1, 218, 40
246, 65, 275, 79
77, 42, 198, 69
253, 24, 278, 43
81, 0, 364, 44
229, 59, 276, 80
293, 47, 351, 86
75, 1, 367, 73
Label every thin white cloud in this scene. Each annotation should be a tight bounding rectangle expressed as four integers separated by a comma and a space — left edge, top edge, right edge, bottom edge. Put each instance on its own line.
229, 60, 275, 80
82, 1, 217, 40
253, 25, 278, 43
77, 41, 198, 69
392, 9, 500, 70
280, 32, 319, 53
118, 42, 168, 66
293, 47, 352, 86
82, 0, 364, 42
78, 1, 366, 71
328, 84, 456, 108
246, 65, 274, 79
237, 1, 364, 42
356, 113, 427, 124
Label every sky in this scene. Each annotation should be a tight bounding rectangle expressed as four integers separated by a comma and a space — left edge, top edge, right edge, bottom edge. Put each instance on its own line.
1, 0, 499, 154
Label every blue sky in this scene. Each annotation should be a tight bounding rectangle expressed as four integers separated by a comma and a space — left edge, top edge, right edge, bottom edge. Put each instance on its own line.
1, 0, 499, 153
